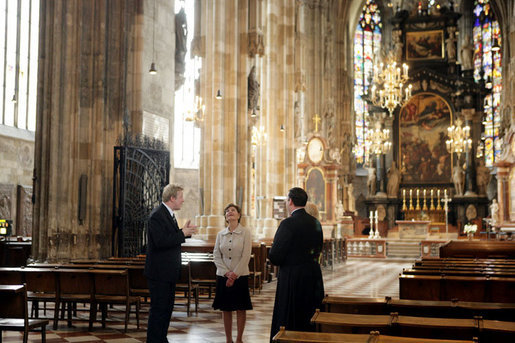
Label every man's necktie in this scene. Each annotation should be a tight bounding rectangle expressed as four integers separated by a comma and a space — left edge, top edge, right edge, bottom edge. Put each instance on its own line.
171, 214, 178, 228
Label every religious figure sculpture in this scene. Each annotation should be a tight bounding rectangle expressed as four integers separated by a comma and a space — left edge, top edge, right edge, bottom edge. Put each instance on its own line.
386, 161, 401, 197
175, 8, 188, 90
452, 163, 465, 196
476, 159, 490, 196
347, 183, 356, 214
490, 199, 499, 226
248, 66, 260, 113
335, 200, 344, 220
392, 30, 403, 62
460, 35, 475, 71
446, 26, 457, 61
367, 166, 376, 196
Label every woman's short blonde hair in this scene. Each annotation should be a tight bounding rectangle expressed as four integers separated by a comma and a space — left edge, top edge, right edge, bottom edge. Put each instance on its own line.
304, 201, 320, 220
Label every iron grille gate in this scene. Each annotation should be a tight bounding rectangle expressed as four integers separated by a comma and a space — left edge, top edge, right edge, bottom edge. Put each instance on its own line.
112, 146, 170, 257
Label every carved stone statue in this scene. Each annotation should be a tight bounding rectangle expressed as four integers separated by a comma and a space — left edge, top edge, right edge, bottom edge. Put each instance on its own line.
392, 30, 403, 62
347, 183, 356, 214
460, 35, 475, 71
335, 200, 344, 220
248, 66, 260, 113
386, 161, 401, 197
175, 8, 188, 90
476, 159, 491, 196
446, 26, 457, 61
367, 167, 376, 196
490, 199, 499, 226
452, 163, 465, 196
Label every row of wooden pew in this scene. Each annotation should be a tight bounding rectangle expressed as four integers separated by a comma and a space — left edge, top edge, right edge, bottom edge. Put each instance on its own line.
399, 257, 515, 303
273, 295, 515, 342
0, 266, 140, 332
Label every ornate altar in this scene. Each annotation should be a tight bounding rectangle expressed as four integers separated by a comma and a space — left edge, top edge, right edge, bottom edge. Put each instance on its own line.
363, 7, 490, 235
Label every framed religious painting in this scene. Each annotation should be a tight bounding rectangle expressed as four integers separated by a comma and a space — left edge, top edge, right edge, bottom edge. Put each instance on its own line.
398, 93, 452, 184
305, 167, 326, 213
406, 30, 444, 60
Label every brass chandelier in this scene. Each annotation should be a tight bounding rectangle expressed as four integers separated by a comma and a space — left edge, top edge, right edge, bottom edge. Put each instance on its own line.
445, 117, 472, 159
370, 55, 412, 116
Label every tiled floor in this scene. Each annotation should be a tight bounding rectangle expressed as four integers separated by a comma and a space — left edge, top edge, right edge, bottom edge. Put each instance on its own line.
2, 259, 412, 342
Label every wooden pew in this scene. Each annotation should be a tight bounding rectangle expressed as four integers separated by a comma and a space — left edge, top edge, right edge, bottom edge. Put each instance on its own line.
311, 310, 480, 341
322, 295, 515, 321
272, 327, 477, 343
26, 262, 199, 317
399, 274, 515, 303
439, 241, 515, 259
0, 284, 49, 343
402, 268, 515, 278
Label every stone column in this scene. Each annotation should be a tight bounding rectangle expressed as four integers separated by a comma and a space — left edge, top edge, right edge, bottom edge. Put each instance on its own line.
462, 108, 477, 196
325, 167, 338, 223
496, 165, 511, 225
197, 1, 254, 239
260, 0, 296, 238
33, 0, 142, 261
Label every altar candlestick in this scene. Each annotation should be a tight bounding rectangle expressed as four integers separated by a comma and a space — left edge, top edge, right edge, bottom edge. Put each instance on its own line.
409, 189, 414, 210
430, 189, 435, 210
416, 188, 421, 210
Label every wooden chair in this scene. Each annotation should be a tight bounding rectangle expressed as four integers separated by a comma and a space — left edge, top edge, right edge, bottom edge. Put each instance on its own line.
0, 284, 49, 343
55, 269, 95, 330
248, 254, 262, 294
176, 262, 199, 316
189, 259, 217, 299
24, 269, 58, 319
91, 269, 140, 332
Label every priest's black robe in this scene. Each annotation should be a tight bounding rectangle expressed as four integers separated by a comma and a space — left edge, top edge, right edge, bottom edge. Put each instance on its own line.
269, 208, 324, 342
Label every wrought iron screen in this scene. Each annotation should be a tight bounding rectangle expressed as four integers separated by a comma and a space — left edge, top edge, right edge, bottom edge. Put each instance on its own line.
113, 146, 169, 257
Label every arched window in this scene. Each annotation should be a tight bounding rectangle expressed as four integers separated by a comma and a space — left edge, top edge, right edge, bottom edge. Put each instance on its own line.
473, 0, 502, 167
354, 0, 382, 166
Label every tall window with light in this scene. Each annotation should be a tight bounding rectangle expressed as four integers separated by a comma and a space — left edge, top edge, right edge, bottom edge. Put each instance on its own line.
0, 0, 39, 132
473, 0, 502, 167
354, 0, 381, 166
174, 1, 201, 169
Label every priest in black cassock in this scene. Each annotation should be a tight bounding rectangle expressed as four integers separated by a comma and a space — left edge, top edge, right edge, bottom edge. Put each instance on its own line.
269, 187, 325, 342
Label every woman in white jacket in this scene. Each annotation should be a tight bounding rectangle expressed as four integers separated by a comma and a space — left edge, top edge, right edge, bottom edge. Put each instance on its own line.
212, 203, 253, 343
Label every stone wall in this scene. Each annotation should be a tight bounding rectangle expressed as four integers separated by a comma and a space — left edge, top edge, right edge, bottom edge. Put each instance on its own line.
0, 129, 35, 236
173, 168, 200, 227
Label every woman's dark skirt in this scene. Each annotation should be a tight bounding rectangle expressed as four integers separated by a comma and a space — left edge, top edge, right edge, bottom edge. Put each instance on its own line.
212, 275, 253, 311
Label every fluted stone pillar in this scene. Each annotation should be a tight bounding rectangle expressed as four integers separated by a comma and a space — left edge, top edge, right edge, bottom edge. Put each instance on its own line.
33, 0, 142, 261
197, 0, 253, 239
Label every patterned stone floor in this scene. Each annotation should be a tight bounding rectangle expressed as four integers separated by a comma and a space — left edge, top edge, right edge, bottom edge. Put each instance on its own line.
1, 259, 412, 342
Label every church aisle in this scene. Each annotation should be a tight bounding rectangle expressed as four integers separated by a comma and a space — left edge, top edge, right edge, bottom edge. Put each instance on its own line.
2, 259, 412, 342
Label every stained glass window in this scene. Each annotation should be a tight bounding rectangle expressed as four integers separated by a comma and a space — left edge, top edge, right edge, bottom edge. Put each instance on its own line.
473, 0, 502, 167
354, 0, 381, 165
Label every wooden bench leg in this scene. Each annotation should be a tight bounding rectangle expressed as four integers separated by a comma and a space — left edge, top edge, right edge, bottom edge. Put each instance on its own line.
124, 303, 129, 333
101, 303, 107, 329
67, 302, 73, 327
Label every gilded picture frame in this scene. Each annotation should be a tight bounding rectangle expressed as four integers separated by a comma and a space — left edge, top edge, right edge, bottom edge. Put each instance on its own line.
305, 167, 326, 213
398, 93, 453, 184
406, 30, 444, 60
